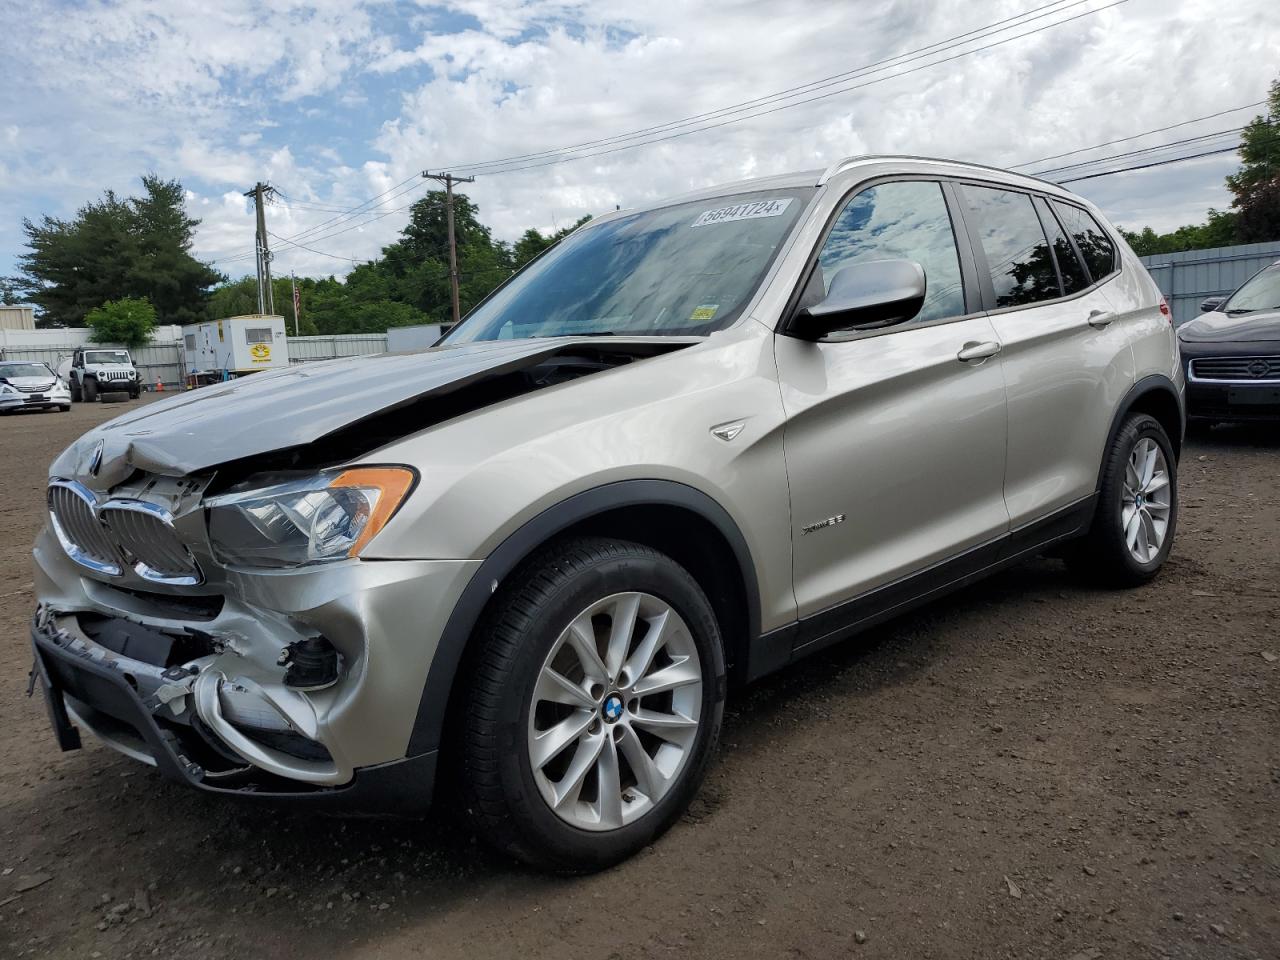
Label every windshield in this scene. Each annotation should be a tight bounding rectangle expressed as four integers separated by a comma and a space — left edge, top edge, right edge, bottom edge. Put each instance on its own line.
1223, 264, 1280, 314
84, 350, 131, 364
0, 361, 52, 379
445, 188, 814, 343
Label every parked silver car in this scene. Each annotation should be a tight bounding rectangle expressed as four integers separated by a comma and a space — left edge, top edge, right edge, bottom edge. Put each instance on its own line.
0, 360, 72, 413
30, 156, 1183, 871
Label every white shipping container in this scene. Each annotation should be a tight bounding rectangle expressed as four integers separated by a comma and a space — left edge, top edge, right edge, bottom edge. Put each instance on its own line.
182, 315, 289, 376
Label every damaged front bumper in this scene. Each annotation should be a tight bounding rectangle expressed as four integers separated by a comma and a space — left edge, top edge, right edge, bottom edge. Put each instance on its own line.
30, 526, 479, 813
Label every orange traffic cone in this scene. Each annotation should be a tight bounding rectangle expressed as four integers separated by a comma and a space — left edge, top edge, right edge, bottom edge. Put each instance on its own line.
155, 378, 164, 392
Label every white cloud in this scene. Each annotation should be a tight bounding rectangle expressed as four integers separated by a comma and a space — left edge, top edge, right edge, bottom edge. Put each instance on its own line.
2, 0, 1279, 279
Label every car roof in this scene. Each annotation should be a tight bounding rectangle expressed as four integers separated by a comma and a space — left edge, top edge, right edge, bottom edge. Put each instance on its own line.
595, 154, 1089, 226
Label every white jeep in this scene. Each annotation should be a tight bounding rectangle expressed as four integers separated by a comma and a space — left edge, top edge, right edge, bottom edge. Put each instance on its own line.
58, 347, 141, 402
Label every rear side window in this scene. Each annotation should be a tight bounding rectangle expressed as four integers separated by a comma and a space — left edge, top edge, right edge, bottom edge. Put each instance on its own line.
817, 180, 966, 325
1038, 201, 1090, 295
1050, 201, 1117, 282
961, 186, 1059, 308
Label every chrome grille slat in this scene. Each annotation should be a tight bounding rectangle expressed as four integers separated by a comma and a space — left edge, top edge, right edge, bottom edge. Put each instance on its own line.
47, 481, 202, 585
1190, 356, 1280, 382
101, 504, 201, 582
48, 483, 119, 573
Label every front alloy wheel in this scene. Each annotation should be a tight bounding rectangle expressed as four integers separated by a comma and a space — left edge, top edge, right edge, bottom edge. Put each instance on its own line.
528, 592, 703, 832
461, 538, 724, 872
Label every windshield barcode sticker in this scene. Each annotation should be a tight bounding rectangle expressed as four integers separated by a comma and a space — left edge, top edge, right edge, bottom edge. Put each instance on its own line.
691, 197, 792, 227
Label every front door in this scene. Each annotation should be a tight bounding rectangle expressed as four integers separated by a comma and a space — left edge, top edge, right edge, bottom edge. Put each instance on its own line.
775, 179, 1010, 627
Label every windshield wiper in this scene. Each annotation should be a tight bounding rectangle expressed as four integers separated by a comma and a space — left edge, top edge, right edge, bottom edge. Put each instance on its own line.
1225, 308, 1256, 315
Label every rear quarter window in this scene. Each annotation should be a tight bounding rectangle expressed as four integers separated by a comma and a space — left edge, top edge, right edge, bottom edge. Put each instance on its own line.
1050, 201, 1117, 282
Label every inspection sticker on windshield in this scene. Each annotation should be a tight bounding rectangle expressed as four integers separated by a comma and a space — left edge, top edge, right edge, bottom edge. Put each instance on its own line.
689, 303, 719, 322
691, 197, 792, 227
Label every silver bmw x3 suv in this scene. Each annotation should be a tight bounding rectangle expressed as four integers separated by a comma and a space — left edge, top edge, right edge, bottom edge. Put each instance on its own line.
30, 156, 1183, 871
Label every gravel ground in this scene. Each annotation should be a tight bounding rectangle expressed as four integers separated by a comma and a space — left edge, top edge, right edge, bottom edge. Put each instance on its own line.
1, 397, 1277, 960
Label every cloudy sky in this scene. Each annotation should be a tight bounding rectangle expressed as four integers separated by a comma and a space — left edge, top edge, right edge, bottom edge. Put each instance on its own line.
1, 0, 1277, 282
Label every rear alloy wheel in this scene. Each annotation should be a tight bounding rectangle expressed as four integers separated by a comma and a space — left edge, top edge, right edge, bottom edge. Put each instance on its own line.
461, 537, 724, 872
1068, 413, 1178, 587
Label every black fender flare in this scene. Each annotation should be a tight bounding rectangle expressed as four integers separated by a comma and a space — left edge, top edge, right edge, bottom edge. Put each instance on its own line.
1095, 374, 1185, 494
404, 479, 761, 757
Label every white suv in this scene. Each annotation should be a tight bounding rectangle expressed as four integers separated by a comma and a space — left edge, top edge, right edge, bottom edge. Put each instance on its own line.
31, 156, 1182, 872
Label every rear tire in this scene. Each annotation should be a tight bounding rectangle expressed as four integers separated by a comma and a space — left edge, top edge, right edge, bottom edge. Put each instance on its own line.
460, 537, 725, 873
82, 378, 98, 403
1067, 413, 1177, 587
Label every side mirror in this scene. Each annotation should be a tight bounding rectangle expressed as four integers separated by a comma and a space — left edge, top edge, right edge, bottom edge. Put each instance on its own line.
1200, 296, 1226, 313
787, 259, 927, 341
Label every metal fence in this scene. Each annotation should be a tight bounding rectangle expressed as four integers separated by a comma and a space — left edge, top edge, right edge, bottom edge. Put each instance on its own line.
1139, 241, 1280, 326
285, 334, 388, 362
1, 334, 394, 388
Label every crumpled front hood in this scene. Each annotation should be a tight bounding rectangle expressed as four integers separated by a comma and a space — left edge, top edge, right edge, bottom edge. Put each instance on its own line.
1179, 308, 1280, 343
51, 338, 602, 486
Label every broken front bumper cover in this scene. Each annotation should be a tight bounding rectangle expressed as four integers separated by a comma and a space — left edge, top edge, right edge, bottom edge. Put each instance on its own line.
29, 607, 437, 813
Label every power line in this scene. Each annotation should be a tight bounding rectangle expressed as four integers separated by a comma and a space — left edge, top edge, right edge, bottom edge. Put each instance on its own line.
1030, 126, 1244, 177
446, 0, 1131, 179
1054, 145, 1245, 183
250, 0, 1123, 250
444, 0, 1096, 174
1010, 100, 1267, 168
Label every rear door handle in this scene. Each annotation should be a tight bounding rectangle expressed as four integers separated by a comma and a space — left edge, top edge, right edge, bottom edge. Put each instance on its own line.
956, 341, 1002, 363
1087, 309, 1116, 329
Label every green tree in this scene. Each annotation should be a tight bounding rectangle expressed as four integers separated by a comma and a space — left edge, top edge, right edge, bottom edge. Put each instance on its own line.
15, 175, 221, 327
206, 275, 318, 335
1226, 78, 1280, 242
85, 297, 157, 347
1120, 210, 1237, 256
511, 215, 593, 268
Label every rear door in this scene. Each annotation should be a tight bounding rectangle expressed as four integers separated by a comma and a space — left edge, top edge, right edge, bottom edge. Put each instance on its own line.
957, 184, 1134, 529
775, 179, 1010, 624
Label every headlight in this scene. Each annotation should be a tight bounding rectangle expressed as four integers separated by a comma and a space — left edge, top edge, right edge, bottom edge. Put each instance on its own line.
206, 467, 416, 568
0, 384, 17, 396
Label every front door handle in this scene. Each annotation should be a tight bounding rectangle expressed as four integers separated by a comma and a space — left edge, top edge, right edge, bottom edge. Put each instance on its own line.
956, 340, 1002, 363
1087, 309, 1116, 329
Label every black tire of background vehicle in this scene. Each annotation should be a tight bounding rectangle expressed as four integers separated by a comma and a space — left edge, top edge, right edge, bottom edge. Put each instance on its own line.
460, 536, 726, 873
82, 378, 97, 403
100, 392, 128, 404
58, 405, 70, 413
70, 378, 82, 403
1067, 413, 1178, 588
129, 385, 140, 399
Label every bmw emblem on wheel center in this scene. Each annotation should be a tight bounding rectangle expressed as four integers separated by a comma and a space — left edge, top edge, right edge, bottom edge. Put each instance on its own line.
603, 694, 624, 723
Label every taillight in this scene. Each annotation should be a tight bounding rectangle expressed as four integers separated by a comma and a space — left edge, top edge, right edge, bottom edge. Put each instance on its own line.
1158, 300, 1171, 322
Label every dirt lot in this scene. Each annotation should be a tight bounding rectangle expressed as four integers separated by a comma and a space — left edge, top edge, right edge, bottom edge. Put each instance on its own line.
1, 397, 1277, 960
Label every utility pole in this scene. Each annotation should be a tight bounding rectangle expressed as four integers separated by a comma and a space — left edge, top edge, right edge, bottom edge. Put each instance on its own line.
244, 182, 277, 316
422, 171, 476, 326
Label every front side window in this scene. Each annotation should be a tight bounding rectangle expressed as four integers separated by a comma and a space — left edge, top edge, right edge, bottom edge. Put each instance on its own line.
817, 180, 966, 325
1222, 264, 1280, 315
1050, 201, 1117, 282
445, 188, 814, 343
962, 186, 1059, 308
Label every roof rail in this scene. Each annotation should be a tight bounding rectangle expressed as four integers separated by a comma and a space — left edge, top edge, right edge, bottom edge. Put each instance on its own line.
816, 156, 873, 184
816, 153, 1069, 192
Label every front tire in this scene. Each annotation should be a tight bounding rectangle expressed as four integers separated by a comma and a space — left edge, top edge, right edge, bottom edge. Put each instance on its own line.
461, 537, 725, 872
1068, 413, 1178, 587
